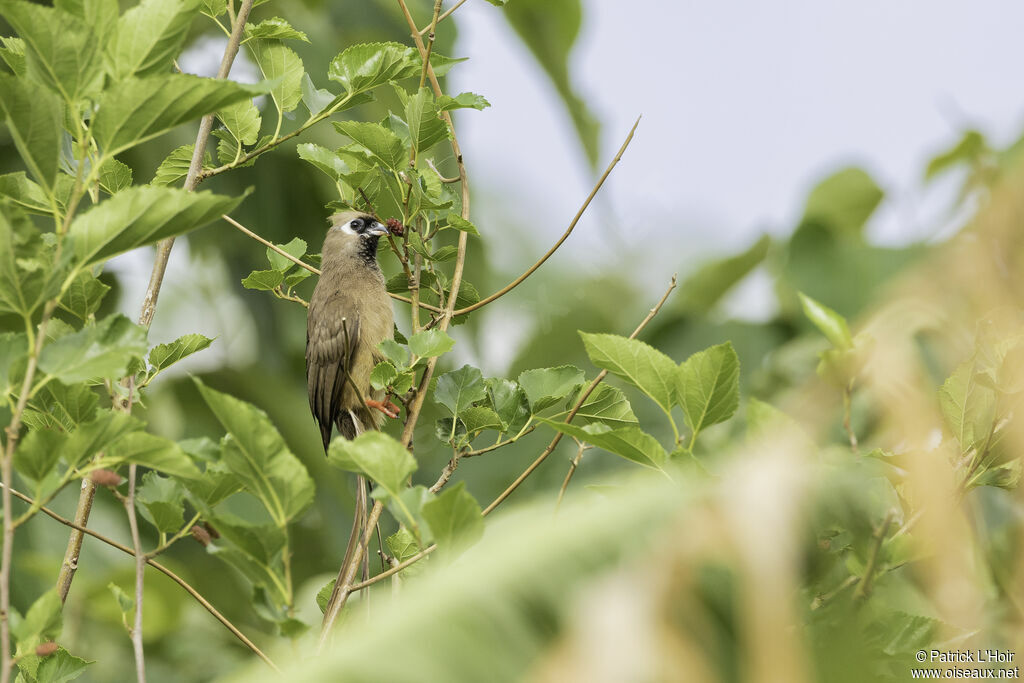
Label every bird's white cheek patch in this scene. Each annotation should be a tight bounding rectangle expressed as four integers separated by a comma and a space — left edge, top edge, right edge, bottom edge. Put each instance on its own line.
334, 223, 357, 235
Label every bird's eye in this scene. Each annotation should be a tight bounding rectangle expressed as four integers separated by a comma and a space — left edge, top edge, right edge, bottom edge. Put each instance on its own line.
350, 219, 361, 230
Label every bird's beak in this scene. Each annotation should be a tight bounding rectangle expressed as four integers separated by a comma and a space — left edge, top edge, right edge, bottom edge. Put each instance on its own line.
367, 221, 390, 236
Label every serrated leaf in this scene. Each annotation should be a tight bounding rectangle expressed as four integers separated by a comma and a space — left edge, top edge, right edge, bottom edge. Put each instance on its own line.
300, 73, 335, 117
0, 36, 26, 76
0, 75, 63, 192
0, 172, 52, 214
459, 406, 503, 434
580, 332, 678, 415
98, 158, 132, 195
485, 378, 530, 434
435, 365, 486, 417
445, 215, 479, 235
244, 17, 309, 42
266, 237, 305, 271
38, 314, 147, 384
327, 431, 416, 498
436, 92, 491, 111
0, 332, 26, 394
370, 361, 397, 391
59, 410, 141, 469
108, 0, 202, 80
135, 472, 185, 533
405, 87, 449, 156
59, 269, 110, 321
92, 74, 270, 156
217, 98, 261, 146
518, 365, 585, 412
0, 207, 66, 317
676, 342, 740, 439
333, 120, 406, 171
13, 427, 65, 486
408, 328, 455, 358
421, 482, 483, 555
386, 527, 420, 562
35, 646, 93, 682
241, 269, 283, 290
939, 360, 997, 453
96, 431, 201, 479
12, 589, 61, 645
201, 0, 226, 17
378, 338, 410, 369
151, 145, 212, 187
148, 333, 213, 373
69, 185, 246, 267
328, 42, 418, 95
23, 380, 98, 432
194, 378, 315, 526
798, 292, 852, 350
248, 39, 304, 113
296, 143, 352, 181
536, 419, 666, 470
563, 384, 638, 426
0, 1, 103, 103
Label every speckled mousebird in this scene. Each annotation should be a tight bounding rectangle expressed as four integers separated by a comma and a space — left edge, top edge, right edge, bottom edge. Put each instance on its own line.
306, 211, 397, 451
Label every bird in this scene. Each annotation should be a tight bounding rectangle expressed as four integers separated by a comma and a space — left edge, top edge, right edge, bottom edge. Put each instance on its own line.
306, 210, 398, 452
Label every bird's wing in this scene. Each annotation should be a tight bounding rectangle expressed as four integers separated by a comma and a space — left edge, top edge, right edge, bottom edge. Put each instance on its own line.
306, 291, 361, 452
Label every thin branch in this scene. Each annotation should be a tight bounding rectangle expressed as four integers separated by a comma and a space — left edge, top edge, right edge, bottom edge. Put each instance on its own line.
462, 426, 536, 457
842, 382, 859, 453
853, 510, 894, 601
123, 464, 146, 683
57, 0, 257, 607
417, 0, 467, 34
555, 440, 589, 511
452, 117, 640, 317
349, 545, 436, 592
3, 484, 279, 672
429, 448, 460, 493
484, 273, 676, 516
221, 214, 445, 313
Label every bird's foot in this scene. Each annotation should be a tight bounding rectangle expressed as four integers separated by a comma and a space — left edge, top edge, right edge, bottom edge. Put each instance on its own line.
366, 399, 400, 419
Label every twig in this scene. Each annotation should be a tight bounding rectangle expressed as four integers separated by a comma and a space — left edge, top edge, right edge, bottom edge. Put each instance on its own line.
56, 1, 257, 606
123, 464, 146, 683
842, 382, 858, 453
853, 510, 893, 601
221, 214, 444, 313
429, 448, 460, 493
462, 426, 536, 457
484, 273, 676, 515
2, 484, 279, 672
452, 117, 640, 316
417, 0, 467, 34
555, 440, 589, 510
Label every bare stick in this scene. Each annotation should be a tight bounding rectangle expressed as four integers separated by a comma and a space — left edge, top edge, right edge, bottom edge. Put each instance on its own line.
484, 273, 676, 516
57, 1, 257, 605
3, 484, 279, 672
124, 464, 147, 683
221, 214, 444, 313
417, 0, 467, 34
853, 511, 894, 601
452, 117, 640, 316
555, 440, 589, 510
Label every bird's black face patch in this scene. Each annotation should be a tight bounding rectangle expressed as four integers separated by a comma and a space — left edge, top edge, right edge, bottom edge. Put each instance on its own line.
346, 215, 378, 235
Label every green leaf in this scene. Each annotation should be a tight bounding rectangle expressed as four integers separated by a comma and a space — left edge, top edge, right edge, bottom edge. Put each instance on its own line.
151, 145, 212, 187
0, 172, 52, 214
939, 360, 997, 453
266, 237, 306, 271
327, 431, 416, 498
241, 269, 283, 290
98, 431, 202, 479
244, 17, 309, 42
459, 406, 503, 434
445, 215, 479, 236
59, 410, 140, 469
0, 75, 63, 192
435, 365, 486, 417
35, 646, 93, 683
926, 130, 987, 181
201, 0, 226, 17
676, 342, 740, 439
300, 73, 335, 117
108, 0, 202, 80
98, 158, 133, 195
217, 98, 261, 146
315, 579, 335, 614
485, 378, 530, 434
369, 361, 397, 391
296, 143, 352, 181
386, 527, 421, 562
0, 206, 65, 318
436, 92, 491, 111
328, 42, 418, 95
108, 581, 134, 620
798, 292, 852, 350
148, 333, 213, 373
579, 332, 677, 414
421, 482, 484, 554
248, 39, 304, 113
59, 270, 110, 321
92, 74, 270, 156
0, 332, 25, 394
212, 130, 266, 169
135, 472, 185, 534
0, 1, 103, 103
194, 378, 315, 526
518, 365, 585, 412
285, 268, 312, 288
378, 338, 410, 369
408, 328, 455, 358
800, 166, 884, 237
0, 36, 26, 76
536, 419, 666, 470
676, 234, 770, 315
12, 588, 62, 645
38, 314, 147, 384
13, 428, 65, 486
563, 383, 638, 426
333, 120, 406, 171
69, 185, 246, 267
405, 87, 449, 156
23, 380, 98, 432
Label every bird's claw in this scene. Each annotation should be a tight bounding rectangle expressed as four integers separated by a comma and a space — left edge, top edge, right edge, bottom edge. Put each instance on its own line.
366, 399, 400, 419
